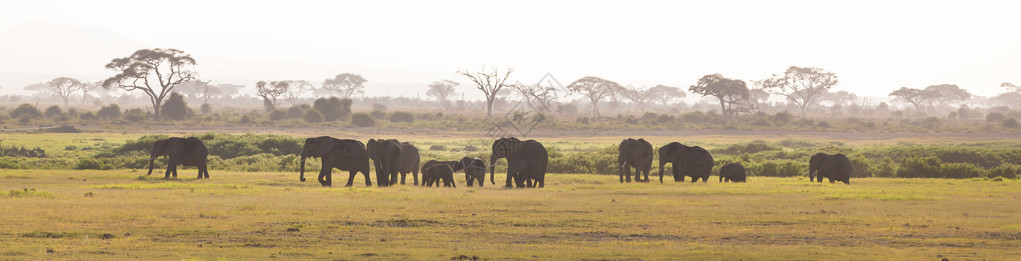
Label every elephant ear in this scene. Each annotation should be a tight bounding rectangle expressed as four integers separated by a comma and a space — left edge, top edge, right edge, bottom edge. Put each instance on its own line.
315, 138, 336, 157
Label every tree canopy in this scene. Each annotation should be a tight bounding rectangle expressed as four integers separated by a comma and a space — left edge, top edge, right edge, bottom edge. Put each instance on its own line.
321, 73, 367, 99
690, 74, 749, 117
457, 66, 514, 118
760, 66, 838, 117
102, 48, 197, 121
426, 80, 459, 110
565, 76, 624, 117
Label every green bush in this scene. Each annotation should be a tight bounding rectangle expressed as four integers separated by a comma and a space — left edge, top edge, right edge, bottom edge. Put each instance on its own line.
751, 160, 804, 177
123, 109, 146, 123
75, 158, 112, 170
390, 111, 415, 123
987, 112, 1005, 122
269, 110, 287, 121
97, 104, 121, 119
351, 113, 375, 127
44, 105, 63, 118
897, 156, 942, 178
313, 97, 352, 121
940, 162, 986, 179
988, 164, 1019, 179
303, 109, 324, 123
10, 104, 42, 119
1002, 118, 1018, 128
161, 93, 189, 121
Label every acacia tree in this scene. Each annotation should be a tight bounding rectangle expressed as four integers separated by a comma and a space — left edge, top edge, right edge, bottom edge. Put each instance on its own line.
623, 86, 654, 112
689, 74, 749, 118
281, 80, 314, 105
255, 81, 289, 111
457, 66, 514, 118
36, 77, 84, 108
321, 73, 367, 99
102, 48, 197, 120
565, 76, 624, 117
512, 82, 560, 114
925, 84, 971, 108
646, 85, 685, 107
175, 80, 220, 104
889, 87, 933, 111
79, 81, 102, 105
426, 80, 459, 110
760, 66, 838, 117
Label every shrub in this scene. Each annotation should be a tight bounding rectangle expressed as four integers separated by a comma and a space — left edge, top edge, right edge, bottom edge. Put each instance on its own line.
988, 164, 1019, 179
753, 160, 804, 177
429, 145, 446, 151
79, 112, 96, 121
390, 111, 415, 123
313, 97, 352, 121
239, 115, 253, 124
772, 111, 792, 123
10, 104, 42, 119
1002, 118, 1018, 128
161, 92, 189, 121
641, 112, 659, 121
816, 121, 831, 128
303, 109, 324, 123
44, 105, 63, 118
372, 103, 388, 112
714, 142, 779, 155
351, 113, 375, 127
97, 104, 121, 119
75, 158, 111, 170
897, 156, 942, 178
370, 110, 386, 119
269, 110, 287, 121
751, 119, 771, 127
940, 162, 985, 179
873, 157, 897, 178
987, 112, 1005, 122
200, 103, 212, 114
287, 105, 306, 118
576, 117, 590, 124
123, 109, 146, 123
18, 115, 31, 124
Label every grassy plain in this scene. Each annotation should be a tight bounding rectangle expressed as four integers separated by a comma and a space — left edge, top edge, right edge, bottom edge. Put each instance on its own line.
1, 169, 1019, 260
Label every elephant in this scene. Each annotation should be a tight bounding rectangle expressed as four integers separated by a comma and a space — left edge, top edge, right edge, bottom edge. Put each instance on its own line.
809, 153, 852, 184
489, 137, 548, 188
618, 138, 653, 183
397, 142, 421, 185
658, 142, 714, 183
147, 137, 209, 179
460, 157, 487, 187
421, 160, 460, 187
367, 139, 403, 187
299, 136, 372, 187
719, 163, 747, 182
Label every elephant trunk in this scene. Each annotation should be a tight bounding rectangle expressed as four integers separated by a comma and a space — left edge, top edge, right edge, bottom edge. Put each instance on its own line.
658, 161, 666, 183
489, 154, 498, 185
146, 156, 156, 176
299, 155, 307, 182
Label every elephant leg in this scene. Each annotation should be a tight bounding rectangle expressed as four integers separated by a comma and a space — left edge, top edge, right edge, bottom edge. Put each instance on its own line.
318, 167, 331, 187
505, 162, 518, 188
202, 163, 210, 179
400, 172, 406, 185
164, 164, 173, 179
413, 170, 419, 186
171, 164, 178, 178
344, 170, 357, 187
362, 170, 372, 187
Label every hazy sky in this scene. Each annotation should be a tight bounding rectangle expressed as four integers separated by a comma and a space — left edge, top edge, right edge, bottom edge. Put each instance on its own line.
1, 0, 1019, 98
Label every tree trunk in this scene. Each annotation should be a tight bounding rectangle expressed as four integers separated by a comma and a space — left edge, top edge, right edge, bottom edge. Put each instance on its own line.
486, 98, 494, 118
152, 98, 163, 121
718, 97, 727, 118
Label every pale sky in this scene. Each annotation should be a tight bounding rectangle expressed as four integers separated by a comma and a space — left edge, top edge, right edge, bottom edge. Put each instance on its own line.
1, 0, 1019, 99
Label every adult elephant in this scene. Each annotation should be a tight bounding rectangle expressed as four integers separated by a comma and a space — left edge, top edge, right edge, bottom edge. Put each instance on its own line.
367, 139, 402, 187
489, 137, 548, 188
299, 136, 371, 187
809, 153, 852, 184
147, 137, 209, 179
461, 157, 487, 187
618, 138, 653, 183
719, 163, 747, 182
658, 142, 714, 183
397, 142, 421, 185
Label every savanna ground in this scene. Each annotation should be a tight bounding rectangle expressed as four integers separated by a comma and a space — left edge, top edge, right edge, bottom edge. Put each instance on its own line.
1, 130, 1020, 260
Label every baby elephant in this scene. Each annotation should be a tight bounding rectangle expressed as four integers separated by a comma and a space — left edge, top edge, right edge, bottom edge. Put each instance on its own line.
421, 160, 460, 188
719, 163, 747, 182
461, 157, 487, 187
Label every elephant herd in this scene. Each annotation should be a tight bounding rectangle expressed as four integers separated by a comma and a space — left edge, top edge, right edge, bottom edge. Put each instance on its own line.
618, 138, 852, 184
144, 136, 853, 187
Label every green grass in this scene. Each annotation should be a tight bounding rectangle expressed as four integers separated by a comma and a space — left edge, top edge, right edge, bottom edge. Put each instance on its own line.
0, 169, 1018, 260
